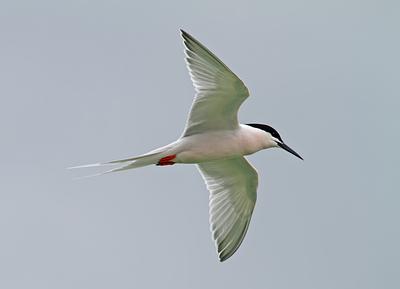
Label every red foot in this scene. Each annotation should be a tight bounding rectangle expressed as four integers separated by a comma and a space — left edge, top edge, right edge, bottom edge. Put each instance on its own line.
157, 154, 176, 166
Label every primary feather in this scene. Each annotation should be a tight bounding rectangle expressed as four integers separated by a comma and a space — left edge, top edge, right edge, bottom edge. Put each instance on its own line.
180, 30, 249, 136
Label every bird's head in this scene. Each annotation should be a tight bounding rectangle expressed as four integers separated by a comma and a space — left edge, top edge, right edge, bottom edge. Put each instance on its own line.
246, 123, 303, 160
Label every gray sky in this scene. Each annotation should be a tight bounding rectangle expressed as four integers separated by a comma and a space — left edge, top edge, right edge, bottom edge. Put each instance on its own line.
1, 0, 399, 288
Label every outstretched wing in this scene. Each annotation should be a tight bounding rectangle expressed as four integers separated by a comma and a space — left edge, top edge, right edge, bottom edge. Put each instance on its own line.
180, 30, 250, 137
197, 157, 258, 261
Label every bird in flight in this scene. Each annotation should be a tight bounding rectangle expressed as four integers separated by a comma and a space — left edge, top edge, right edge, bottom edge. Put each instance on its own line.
72, 30, 303, 262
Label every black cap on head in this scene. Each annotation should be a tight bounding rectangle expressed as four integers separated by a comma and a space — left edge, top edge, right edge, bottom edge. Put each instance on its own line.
246, 123, 283, 142
246, 123, 303, 160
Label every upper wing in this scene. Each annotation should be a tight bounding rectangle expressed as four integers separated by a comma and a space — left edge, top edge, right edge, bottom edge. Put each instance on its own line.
180, 30, 250, 137
197, 157, 258, 262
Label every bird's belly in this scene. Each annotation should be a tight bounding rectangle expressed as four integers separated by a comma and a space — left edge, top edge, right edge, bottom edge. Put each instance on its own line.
178, 145, 240, 163
175, 132, 262, 164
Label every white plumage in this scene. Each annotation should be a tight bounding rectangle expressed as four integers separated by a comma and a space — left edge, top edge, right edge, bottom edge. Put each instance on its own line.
71, 30, 302, 262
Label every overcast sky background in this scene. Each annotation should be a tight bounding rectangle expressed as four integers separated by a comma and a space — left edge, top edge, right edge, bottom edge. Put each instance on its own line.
1, 0, 399, 288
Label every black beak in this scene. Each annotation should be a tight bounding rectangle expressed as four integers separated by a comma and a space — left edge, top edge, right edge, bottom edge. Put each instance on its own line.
277, 142, 303, 160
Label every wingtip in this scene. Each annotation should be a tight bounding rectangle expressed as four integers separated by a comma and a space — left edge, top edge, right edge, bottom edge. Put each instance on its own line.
180, 29, 188, 40
180, 29, 192, 40
218, 253, 230, 262
217, 246, 233, 262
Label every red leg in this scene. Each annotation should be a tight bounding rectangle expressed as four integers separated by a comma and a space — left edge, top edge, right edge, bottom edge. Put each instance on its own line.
157, 154, 176, 166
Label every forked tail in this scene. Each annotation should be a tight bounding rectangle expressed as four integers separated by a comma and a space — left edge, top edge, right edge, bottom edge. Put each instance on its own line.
69, 144, 175, 179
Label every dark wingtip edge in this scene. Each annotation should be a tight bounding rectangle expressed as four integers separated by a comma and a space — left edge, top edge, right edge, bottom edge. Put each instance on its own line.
180, 29, 188, 38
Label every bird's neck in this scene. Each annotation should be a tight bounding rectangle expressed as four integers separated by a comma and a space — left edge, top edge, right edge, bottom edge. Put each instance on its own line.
239, 124, 276, 154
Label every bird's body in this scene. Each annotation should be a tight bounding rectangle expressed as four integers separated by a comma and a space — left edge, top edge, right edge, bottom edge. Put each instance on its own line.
72, 30, 302, 262
160, 124, 272, 164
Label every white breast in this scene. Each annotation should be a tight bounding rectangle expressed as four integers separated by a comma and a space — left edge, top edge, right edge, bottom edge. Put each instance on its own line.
174, 125, 270, 164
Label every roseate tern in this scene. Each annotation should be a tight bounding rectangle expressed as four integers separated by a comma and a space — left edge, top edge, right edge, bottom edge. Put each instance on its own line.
71, 30, 303, 262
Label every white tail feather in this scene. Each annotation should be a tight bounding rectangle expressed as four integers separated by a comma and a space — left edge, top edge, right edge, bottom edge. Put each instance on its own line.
69, 143, 177, 179
67, 151, 162, 170
72, 161, 143, 180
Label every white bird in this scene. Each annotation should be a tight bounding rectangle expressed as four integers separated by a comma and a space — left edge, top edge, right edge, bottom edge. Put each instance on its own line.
71, 30, 303, 262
